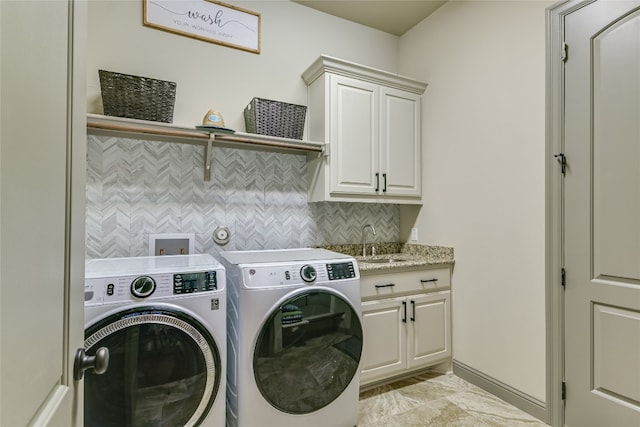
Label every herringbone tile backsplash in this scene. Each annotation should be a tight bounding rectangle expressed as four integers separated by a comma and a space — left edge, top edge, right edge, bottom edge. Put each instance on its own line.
86, 135, 399, 259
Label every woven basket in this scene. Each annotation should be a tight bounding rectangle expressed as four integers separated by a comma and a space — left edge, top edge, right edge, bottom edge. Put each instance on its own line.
244, 98, 306, 140
99, 70, 176, 123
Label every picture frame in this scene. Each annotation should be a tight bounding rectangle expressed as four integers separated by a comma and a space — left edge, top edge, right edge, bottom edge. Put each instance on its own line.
143, 0, 261, 54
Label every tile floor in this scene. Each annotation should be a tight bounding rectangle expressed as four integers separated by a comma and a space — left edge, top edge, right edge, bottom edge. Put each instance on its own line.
358, 372, 549, 426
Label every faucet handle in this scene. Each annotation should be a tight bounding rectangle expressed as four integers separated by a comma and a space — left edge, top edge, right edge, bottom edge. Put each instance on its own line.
371, 245, 377, 256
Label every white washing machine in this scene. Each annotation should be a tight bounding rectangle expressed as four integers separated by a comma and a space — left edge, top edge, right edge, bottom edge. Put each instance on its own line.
221, 248, 363, 427
83, 254, 226, 427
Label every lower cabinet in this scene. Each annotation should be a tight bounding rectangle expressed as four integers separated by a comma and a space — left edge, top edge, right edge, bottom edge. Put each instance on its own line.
359, 267, 452, 386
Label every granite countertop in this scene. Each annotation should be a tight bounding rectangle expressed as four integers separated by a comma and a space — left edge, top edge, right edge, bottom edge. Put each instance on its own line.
320, 243, 454, 273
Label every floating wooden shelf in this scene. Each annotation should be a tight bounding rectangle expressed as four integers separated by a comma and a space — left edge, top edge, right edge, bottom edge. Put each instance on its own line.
86, 114, 325, 181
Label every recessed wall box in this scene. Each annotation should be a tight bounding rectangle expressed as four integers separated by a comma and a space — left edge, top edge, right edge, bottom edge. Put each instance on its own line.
149, 233, 195, 256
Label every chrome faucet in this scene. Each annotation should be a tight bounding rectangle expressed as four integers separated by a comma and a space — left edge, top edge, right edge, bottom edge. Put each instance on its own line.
362, 224, 377, 257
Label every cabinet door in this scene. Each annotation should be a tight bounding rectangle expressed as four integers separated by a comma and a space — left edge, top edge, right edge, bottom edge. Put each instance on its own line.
360, 297, 407, 384
408, 291, 451, 369
380, 87, 422, 197
329, 74, 379, 195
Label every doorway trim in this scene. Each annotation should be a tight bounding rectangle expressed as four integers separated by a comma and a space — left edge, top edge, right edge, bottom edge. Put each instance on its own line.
546, 1, 597, 426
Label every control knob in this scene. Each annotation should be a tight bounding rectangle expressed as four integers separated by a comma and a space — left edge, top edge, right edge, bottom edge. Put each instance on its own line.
300, 265, 317, 283
131, 275, 156, 298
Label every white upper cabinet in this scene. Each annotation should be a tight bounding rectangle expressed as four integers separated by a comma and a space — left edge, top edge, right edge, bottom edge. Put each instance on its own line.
302, 55, 427, 204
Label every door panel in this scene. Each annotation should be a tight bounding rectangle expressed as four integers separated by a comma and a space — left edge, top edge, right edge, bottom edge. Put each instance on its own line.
1, 1, 86, 425
564, 1, 640, 425
593, 10, 640, 281
380, 87, 421, 196
592, 304, 640, 405
360, 298, 406, 383
330, 75, 379, 194
408, 291, 450, 368
0, 4, 67, 423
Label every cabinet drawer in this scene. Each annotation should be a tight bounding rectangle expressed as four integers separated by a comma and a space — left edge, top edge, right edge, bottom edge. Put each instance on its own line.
360, 267, 450, 300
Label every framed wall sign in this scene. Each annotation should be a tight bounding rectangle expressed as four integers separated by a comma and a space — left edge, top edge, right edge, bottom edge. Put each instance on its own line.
143, 0, 261, 54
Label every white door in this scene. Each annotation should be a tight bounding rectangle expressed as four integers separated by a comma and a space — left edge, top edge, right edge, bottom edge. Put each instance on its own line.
0, 1, 86, 425
564, 1, 640, 425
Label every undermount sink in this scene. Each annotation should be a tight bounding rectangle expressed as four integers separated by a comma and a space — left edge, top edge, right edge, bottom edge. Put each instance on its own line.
360, 258, 408, 264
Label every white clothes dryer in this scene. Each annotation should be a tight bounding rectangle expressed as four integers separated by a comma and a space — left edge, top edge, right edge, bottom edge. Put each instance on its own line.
221, 248, 363, 427
83, 254, 226, 427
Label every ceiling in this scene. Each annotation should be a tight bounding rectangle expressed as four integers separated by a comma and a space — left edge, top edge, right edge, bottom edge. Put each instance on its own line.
292, 1, 447, 36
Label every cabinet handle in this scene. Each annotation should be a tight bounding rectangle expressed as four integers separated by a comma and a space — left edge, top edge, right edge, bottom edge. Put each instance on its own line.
402, 301, 407, 323
421, 278, 438, 283
410, 300, 415, 322
382, 173, 387, 192
375, 283, 395, 289
375, 172, 380, 192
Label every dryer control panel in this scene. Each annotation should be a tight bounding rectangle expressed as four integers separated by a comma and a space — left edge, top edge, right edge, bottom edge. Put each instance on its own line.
241, 261, 358, 289
85, 270, 219, 306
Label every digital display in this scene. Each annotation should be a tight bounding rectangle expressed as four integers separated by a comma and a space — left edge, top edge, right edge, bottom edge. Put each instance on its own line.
326, 262, 356, 280
181, 273, 206, 291
173, 271, 217, 294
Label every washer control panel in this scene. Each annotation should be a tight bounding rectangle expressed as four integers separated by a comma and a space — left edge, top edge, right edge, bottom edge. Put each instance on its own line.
326, 262, 356, 280
85, 270, 219, 306
173, 271, 217, 294
242, 261, 358, 288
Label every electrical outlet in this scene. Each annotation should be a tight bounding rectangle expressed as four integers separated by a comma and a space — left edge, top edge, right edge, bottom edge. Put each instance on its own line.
411, 227, 418, 241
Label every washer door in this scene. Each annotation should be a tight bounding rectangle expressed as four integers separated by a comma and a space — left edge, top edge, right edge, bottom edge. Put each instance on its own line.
84, 306, 221, 427
253, 289, 363, 414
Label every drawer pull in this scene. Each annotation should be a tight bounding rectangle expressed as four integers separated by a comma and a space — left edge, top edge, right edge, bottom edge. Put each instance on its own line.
375, 283, 396, 289
420, 278, 438, 284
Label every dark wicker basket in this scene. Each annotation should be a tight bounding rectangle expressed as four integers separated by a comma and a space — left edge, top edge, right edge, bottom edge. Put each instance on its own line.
244, 97, 306, 140
99, 70, 176, 123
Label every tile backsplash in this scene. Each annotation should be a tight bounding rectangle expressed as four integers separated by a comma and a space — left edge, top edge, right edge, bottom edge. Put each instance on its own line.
86, 135, 400, 259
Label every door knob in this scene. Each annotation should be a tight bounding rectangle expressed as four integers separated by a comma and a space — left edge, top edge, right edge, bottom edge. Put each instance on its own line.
73, 347, 109, 381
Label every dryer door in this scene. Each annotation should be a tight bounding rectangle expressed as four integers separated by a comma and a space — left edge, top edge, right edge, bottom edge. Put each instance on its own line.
83, 306, 221, 427
253, 289, 363, 414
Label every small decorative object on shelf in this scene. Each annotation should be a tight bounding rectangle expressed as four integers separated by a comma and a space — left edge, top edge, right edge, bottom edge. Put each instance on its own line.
244, 97, 306, 140
196, 109, 236, 134
203, 109, 226, 127
99, 70, 176, 123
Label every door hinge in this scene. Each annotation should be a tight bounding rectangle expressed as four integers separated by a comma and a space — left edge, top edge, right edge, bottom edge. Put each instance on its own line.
561, 42, 568, 62
554, 153, 566, 175
562, 381, 567, 400
561, 267, 566, 288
